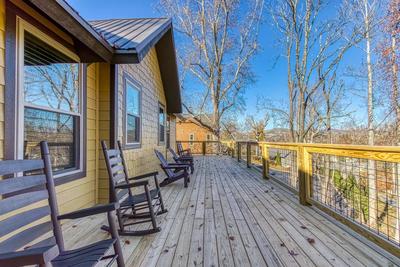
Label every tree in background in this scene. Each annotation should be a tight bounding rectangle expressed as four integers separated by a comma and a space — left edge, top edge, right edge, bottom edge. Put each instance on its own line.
379, 0, 399, 145
159, 0, 264, 138
245, 114, 270, 141
268, 0, 364, 143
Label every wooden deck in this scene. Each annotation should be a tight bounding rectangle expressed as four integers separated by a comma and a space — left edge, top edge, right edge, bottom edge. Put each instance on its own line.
63, 156, 400, 267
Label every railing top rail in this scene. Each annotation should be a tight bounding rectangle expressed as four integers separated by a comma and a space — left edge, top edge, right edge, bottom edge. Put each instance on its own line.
258, 142, 400, 153
177, 140, 400, 153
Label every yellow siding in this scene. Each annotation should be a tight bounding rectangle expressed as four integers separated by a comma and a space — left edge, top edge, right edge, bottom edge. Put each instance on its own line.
55, 63, 99, 214
98, 48, 176, 202
97, 63, 111, 203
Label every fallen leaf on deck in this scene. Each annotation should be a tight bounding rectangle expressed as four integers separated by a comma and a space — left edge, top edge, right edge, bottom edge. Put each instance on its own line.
289, 250, 299, 256
124, 240, 130, 245
229, 236, 235, 241
307, 238, 315, 244
280, 243, 285, 247
72, 225, 77, 228
163, 249, 169, 253
300, 226, 307, 229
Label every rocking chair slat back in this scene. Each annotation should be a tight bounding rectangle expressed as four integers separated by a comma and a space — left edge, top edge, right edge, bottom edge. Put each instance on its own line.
154, 150, 174, 177
0, 160, 44, 176
0, 143, 64, 253
0, 221, 53, 252
0, 206, 51, 238
0, 174, 46, 195
0, 190, 48, 215
101, 141, 131, 203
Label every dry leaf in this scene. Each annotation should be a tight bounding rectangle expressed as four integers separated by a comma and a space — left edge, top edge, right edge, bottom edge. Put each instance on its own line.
307, 238, 315, 244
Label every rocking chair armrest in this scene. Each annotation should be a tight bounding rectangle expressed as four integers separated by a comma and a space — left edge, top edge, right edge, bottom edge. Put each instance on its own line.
0, 245, 59, 266
58, 203, 119, 220
128, 171, 159, 181
178, 156, 193, 161
163, 165, 189, 171
115, 180, 148, 189
168, 163, 190, 167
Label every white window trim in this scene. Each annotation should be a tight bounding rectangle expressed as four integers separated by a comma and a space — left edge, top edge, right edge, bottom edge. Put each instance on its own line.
16, 17, 84, 177
158, 103, 166, 145
189, 133, 195, 145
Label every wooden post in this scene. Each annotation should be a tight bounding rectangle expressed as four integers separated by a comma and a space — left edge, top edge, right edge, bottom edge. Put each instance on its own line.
247, 142, 251, 168
262, 144, 269, 179
298, 145, 311, 206
237, 143, 241, 162
231, 142, 235, 158
202, 141, 206, 155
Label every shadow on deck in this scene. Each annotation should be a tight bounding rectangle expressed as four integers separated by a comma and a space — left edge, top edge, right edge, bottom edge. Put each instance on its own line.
63, 156, 400, 267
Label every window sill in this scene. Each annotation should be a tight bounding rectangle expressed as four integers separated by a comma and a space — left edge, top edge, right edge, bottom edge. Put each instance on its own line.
54, 170, 86, 186
124, 143, 141, 150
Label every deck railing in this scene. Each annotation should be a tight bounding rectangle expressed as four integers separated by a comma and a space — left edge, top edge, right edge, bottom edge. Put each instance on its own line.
176, 140, 400, 256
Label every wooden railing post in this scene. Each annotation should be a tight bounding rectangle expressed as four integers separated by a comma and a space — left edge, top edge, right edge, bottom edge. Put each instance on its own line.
231, 142, 235, 158
202, 141, 206, 155
262, 144, 269, 179
246, 142, 251, 168
237, 143, 241, 162
298, 145, 311, 206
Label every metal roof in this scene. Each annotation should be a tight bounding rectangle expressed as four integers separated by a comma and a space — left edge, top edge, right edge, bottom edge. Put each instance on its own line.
90, 18, 182, 113
89, 18, 172, 62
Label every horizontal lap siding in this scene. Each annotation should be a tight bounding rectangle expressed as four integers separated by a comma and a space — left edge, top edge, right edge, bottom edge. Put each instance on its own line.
54, 63, 98, 214
98, 48, 176, 202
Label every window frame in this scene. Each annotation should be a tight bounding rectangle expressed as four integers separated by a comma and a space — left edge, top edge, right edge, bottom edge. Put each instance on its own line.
158, 103, 166, 145
14, 17, 86, 182
123, 73, 142, 149
189, 133, 195, 145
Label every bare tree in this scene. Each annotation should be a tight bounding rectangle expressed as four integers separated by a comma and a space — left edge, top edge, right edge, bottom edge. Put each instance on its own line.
159, 0, 264, 138
269, 0, 364, 143
245, 114, 270, 141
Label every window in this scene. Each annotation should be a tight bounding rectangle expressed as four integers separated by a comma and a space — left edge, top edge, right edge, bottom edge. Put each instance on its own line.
207, 134, 212, 141
166, 115, 171, 148
22, 30, 82, 175
125, 77, 141, 146
189, 133, 195, 145
158, 104, 165, 144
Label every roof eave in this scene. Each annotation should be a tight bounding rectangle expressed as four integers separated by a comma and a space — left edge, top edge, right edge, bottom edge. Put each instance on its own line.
25, 0, 114, 62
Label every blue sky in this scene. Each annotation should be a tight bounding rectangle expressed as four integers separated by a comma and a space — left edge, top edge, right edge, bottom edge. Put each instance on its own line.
68, 0, 369, 126
67, 0, 288, 115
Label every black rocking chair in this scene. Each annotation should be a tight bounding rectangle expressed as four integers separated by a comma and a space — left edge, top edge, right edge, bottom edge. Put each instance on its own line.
168, 147, 194, 174
101, 140, 167, 236
177, 141, 193, 157
0, 141, 125, 267
154, 149, 190, 188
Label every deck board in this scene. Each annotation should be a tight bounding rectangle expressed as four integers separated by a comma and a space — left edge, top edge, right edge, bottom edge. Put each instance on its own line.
63, 156, 400, 267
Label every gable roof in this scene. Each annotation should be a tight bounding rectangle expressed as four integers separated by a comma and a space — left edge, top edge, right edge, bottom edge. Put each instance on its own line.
88, 18, 182, 113
89, 18, 171, 62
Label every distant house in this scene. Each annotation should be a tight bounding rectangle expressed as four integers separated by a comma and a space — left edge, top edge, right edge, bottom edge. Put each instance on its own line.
176, 114, 217, 143
2, 0, 181, 210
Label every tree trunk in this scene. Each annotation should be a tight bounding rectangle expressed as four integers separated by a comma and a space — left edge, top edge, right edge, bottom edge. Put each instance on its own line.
364, 0, 377, 229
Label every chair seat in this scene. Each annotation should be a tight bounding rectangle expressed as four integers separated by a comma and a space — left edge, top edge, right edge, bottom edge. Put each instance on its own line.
52, 239, 116, 267
120, 189, 159, 207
